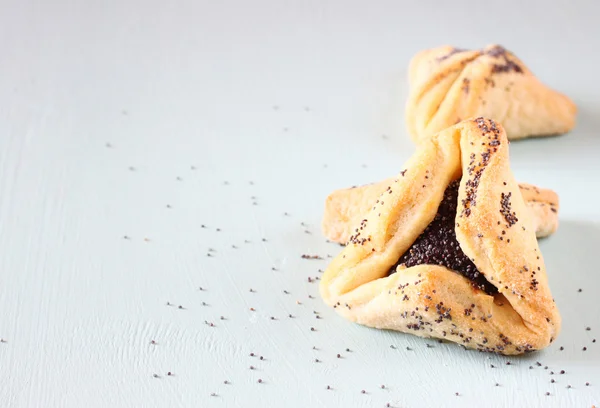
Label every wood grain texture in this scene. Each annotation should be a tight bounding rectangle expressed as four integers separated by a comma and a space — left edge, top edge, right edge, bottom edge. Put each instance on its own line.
0, 1, 599, 407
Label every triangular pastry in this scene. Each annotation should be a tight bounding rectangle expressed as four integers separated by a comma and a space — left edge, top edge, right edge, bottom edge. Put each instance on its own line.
320, 118, 561, 355
322, 179, 559, 244
406, 45, 577, 142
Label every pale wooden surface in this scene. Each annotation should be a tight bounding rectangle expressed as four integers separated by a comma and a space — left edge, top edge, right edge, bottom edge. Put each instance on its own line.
1, 1, 599, 407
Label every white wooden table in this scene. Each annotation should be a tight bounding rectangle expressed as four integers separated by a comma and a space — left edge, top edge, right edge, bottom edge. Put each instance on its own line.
1, 1, 599, 407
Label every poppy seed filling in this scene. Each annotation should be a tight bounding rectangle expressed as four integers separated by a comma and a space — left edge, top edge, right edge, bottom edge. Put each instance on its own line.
389, 180, 498, 295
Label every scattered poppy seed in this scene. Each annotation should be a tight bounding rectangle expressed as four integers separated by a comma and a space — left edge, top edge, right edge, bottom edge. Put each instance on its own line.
586, 327, 591, 331
326, 385, 330, 390
545, 392, 550, 396
560, 370, 565, 374
551, 379, 555, 383
495, 383, 499, 387
583, 347, 587, 351
153, 374, 159, 378
258, 379, 263, 383
220, 316, 225, 320
288, 314, 294, 318
210, 392, 216, 397
578, 288, 582, 292
224, 380, 229, 384
250, 353, 255, 357
301, 254, 322, 260
167, 372, 172, 376
361, 390, 366, 394
249, 366, 255, 370
178, 305, 183, 309
337, 354, 341, 358
406, 346, 412, 351
381, 385, 385, 389
559, 346, 564, 350
346, 348, 351, 352
567, 385, 572, 389
250, 308, 255, 311
260, 356, 264, 361
390, 345, 396, 349
586, 382, 590, 386
310, 327, 315, 332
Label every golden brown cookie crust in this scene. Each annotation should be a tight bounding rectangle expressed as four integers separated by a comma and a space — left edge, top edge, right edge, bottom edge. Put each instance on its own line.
320, 118, 561, 355
322, 179, 559, 244
406, 45, 577, 142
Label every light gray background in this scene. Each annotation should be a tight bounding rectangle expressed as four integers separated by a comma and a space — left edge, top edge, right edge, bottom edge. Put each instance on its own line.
1, 1, 599, 407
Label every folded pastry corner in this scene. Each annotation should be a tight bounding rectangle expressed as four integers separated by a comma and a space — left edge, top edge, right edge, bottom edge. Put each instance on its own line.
406, 44, 577, 142
322, 179, 559, 244
320, 117, 561, 355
